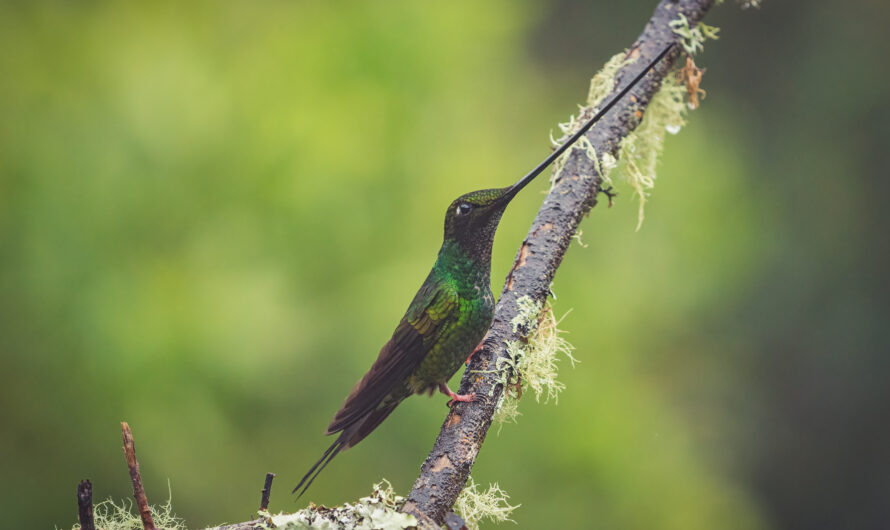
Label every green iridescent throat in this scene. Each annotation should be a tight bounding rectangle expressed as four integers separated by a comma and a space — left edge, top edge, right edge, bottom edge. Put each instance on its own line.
435, 239, 492, 294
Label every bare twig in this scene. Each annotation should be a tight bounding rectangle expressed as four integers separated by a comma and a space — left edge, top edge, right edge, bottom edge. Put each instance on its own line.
77, 479, 96, 530
402, 0, 717, 523
121, 422, 156, 530
206, 473, 277, 530
259, 472, 275, 511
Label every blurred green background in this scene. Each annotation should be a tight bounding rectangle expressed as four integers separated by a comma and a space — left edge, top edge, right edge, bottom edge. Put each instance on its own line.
1, 1, 887, 528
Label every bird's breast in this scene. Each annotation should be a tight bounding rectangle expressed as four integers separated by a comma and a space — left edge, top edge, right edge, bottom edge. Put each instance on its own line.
407, 288, 494, 394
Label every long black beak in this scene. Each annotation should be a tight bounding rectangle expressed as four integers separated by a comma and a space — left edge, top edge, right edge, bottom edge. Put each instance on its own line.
497, 43, 675, 206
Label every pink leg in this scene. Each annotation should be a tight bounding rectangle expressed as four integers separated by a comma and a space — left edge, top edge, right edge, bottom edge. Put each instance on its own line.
439, 382, 476, 408
465, 338, 486, 365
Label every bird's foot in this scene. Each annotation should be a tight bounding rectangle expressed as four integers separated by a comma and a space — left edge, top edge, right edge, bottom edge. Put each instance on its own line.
439, 382, 476, 408
465, 338, 486, 365
598, 185, 617, 207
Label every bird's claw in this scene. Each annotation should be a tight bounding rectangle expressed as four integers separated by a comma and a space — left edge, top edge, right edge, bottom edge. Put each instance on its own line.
465, 339, 486, 365
447, 392, 476, 408
466, 334, 499, 365
439, 382, 476, 407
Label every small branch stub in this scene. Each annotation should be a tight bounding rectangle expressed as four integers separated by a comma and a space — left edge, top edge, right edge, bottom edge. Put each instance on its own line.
260, 472, 275, 511
77, 479, 96, 530
122, 422, 157, 530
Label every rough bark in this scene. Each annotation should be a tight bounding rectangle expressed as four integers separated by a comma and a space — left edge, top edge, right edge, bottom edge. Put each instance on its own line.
402, 0, 716, 524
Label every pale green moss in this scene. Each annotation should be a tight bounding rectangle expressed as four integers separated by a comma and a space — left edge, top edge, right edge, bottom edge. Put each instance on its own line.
601, 151, 618, 174
587, 52, 636, 109
486, 295, 545, 414
571, 229, 589, 248
70, 481, 415, 530
548, 52, 632, 190
491, 387, 522, 430
262, 480, 416, 530
603, 14, 720, 229
454, 477, 519, 529
514, 306, 577, 404
548, 51, 630, 149
669, 13, 720, 55
549, 135, 612, 193
547, 43, 704, 228
614, 73, 689, 230
72, 491, 185, 530
509, 295, 542, 334
494, 303, 577, 429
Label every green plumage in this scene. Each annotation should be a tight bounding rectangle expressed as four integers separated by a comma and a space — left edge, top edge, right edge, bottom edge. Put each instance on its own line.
405, 239, 495, 395
294, 186, 515, 497
293, 41, 671, 497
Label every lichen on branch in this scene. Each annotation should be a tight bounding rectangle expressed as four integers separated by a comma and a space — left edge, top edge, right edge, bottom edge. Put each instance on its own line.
492, 301, 577, 429
71, 492, 185, 530
265, 480, 416, 530
614, 72, 690, 229
453, 477, 519, 529
551, 37, 712, 230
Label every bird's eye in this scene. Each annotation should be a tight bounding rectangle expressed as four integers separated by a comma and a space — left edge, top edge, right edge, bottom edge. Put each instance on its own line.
456, 203, 472, 216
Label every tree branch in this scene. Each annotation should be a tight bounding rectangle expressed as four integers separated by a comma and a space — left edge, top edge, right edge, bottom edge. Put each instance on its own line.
402, 0, 716, 523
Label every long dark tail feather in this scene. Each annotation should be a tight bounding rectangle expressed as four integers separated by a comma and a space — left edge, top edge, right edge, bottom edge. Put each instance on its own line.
293, 400, 403, 499
349, 401, 399, 447
293, 435, 345, 498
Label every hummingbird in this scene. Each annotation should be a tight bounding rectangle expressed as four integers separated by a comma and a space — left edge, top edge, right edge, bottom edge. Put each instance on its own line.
293, 43, 676, 497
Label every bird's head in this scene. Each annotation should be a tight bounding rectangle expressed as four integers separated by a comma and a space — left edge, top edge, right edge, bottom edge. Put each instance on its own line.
443, 174, 533, 262
444, 187, 511, 241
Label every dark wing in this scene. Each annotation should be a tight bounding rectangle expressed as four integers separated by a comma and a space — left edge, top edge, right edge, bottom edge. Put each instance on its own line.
325, 277, 458, 435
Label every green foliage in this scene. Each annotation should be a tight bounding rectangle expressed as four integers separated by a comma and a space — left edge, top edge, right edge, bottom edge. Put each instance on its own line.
454, 477, 519, 529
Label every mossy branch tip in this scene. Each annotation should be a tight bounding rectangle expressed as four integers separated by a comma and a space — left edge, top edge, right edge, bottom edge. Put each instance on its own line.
509, 43, 676, 196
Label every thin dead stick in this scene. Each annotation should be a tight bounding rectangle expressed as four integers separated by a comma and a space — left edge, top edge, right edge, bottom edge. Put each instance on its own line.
259, 472, 275, 511
122, 422, 156, 530
205, 473, 278, 529
77, 479, 96, 530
